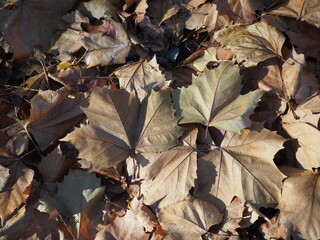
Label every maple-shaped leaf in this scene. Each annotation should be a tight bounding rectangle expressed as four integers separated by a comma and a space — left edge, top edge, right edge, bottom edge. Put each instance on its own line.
96, 197, 158, 240
214, 20, 285, 67
0, 158, 34, 225
158, 197, 223, 240
0, 0, 78, 59
113, 56, 167, 102
24, 87, 87, 151
132, 128, 198, 206
281, 98, 320, 169
268, 0, 320, 28
37, 170, 104, 239
172, 62, 263, 133
195, 129, 286, 209
63, 87, 184, 173
273, 168, 320, 239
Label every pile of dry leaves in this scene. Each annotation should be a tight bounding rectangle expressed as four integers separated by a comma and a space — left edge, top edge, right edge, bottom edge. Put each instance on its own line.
0, 0, 319, 239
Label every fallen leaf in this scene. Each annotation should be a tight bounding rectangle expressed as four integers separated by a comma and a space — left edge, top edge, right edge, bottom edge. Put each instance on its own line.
275, 168, 320, 239
172, 62, 263, 133
148, 0, 180, 26
214, 20, 285, 67
0, 158, 34, 225
25, 87, 88, 151
135, 128, 198, 207
0, 0, 78, 58
37, 169, 105, 239
193, 47, 218, 72
195, 129, 286, 209
268, 0, 320, 27
158, 197, 223, 240
113, 56, 167, 101
63, 87, 184, 173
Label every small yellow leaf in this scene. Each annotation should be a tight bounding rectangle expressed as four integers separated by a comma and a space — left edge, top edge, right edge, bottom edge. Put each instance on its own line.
58, 61, 74, 71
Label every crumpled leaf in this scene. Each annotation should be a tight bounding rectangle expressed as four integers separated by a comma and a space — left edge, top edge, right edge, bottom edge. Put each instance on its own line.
0, 0, 78, 58
158, 197, 223, 240
195, 129, 286, 209
63, 87, 184, 173
214, 20, 285, 67
135, 128, 198, 207
0, 158, 34, 225
96, 197, 158, 240
275, 168, 320, 239
77, 0, 121, 21
268, 0, 320, 28
113, 56, 167, 101
37, 170, 105, 239
172, 62, 263, 133
25, 87, 88, 151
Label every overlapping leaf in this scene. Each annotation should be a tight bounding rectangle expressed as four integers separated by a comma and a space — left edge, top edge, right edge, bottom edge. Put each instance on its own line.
214, 20, 285, 67
195, 129, 286, 209
173, 62, 263, 133
63, 87, 184, 173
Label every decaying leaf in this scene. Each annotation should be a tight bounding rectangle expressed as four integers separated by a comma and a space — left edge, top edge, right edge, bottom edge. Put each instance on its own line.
173, 62, 263, 133
195, 128, 286, 209
214, 20, 285, 67
63, 87, 184, 173
25, 87, 88, 151
158, 197, 223, 240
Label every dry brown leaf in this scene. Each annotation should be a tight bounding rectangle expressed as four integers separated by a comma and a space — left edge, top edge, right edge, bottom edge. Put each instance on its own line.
25, 87, 88, 151
275, 168, 320, 239
113, 56, 167, 101
0, 158, 34, 225
195, 128, 286, 210
0, 0, 78, 59
214, 20, 285, 67
158, 197, 223, 240
148, 0, 181, 26
63, 87, 184, 173
268, 0, 320, 28
97, 197, 158, 240
132, 128, 198, 207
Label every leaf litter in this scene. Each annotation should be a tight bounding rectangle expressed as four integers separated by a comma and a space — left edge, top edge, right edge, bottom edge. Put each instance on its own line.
0, 0, 319, 239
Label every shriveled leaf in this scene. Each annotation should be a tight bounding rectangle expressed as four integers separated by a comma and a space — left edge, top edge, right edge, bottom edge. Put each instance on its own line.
113, 56, 167, 101
214, 20, 285, 67
195, 129, 286, 209
0, 159, 34, 225
276, 168, 320, 239
96, 197, 158, 240
0, 0, 78, 58
38, 170, 104, 239
77, 0, 121, 20
0, 165, 9, 190
63, 87, 183, 172
172, 62, 263, 133
268, 0, 320, 28
25, 87, 87, 151
158, 197, 223, 240
137, 128, 198, 206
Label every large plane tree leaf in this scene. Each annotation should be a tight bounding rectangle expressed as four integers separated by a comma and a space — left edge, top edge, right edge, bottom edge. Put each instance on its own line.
135, 128, 198, 207
63, 87, 184, 174
275, 168, 320, 239
172, 62, 263, 133
214, 20, 285, 67
37, 170, 104, 239
195, 129, 286, 209
268, 0, 320, 28
158, 197, 223, 240
0, 0, 78, 59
